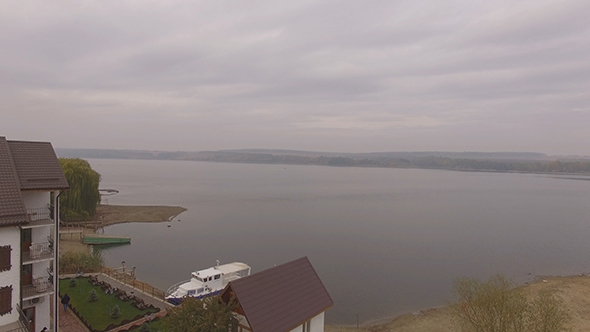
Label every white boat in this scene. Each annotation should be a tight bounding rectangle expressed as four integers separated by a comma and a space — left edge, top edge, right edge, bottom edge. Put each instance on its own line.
165, 261, 251, 305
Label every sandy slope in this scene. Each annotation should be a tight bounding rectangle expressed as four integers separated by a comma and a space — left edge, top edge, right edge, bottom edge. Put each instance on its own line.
91, 204, 187, 225
326, 275, 590, 331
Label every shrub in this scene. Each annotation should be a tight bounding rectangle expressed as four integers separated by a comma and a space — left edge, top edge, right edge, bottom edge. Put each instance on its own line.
69, 278, 77, 287
59, 251, 104, 274
139, 322, 151, 332
111, 305, 121, 318
88, 289, 99, 302
453, 275, 570, 332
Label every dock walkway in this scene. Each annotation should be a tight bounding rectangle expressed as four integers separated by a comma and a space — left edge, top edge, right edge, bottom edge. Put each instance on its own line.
82, 234, 131, 245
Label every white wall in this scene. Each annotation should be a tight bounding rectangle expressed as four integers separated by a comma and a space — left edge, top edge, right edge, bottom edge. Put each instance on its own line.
36, 297, 51, 331
310, 312, 325, 332
0, 226, 21, 328
20, 191, 50, 210
287, 312, 325, 332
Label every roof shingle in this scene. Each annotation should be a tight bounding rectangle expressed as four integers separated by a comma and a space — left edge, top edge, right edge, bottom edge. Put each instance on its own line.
7, 140, 69, 190
0, 137, 27, 226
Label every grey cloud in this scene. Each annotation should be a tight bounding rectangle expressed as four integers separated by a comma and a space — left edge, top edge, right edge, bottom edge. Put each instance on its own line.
1, 0, 589, 154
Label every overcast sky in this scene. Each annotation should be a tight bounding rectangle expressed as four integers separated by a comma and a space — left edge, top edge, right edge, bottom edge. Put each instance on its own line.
1, 0, 589, 155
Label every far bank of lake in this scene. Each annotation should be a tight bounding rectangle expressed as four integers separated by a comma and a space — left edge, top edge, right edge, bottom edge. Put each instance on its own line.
86, 158, 590, 325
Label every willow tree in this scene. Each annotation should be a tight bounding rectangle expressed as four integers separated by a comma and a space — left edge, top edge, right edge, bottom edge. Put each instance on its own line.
59, 158, 101, 221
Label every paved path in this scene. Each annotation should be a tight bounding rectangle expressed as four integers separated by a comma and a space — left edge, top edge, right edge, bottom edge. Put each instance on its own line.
58, 308, 89, 332
94, 274, 172, 311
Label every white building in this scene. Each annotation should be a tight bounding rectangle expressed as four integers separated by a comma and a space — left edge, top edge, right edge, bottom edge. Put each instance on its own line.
220, 257, 333, 332
0, 137, 69, 332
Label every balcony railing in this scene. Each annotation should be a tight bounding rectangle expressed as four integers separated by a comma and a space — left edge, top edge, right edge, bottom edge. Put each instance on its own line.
22, 277, 54, 301
22, 206, 54, 228
22, 242, 54, 264
13, 304, 31, 332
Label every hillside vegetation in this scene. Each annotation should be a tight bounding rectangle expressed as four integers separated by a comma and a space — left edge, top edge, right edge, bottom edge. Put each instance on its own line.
57, 148, 590, 174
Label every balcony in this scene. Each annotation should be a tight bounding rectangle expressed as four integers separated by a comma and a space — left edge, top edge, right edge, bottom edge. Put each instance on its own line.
21, 207, 54, 229
22, 242, 54, 264
22, 277, 54, 301
1, 304, 31, 332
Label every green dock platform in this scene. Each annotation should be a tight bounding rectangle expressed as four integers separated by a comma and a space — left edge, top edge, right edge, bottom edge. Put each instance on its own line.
83, 234, 131, 245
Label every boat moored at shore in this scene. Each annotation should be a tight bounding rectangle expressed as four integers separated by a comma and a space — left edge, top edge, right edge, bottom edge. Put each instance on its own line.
165, 261, 251, 305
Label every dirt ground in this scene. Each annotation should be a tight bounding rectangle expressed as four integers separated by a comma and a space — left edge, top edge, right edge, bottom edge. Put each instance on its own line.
326, 275, 590, 332
58, 204, 186, 254
90, 204, 187, 226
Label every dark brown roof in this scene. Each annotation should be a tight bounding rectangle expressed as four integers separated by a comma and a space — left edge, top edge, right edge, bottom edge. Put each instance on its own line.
0, 137, 69, 226
221, 257, 333, 332
7, 139, 69, 190
0, 137, 28, 226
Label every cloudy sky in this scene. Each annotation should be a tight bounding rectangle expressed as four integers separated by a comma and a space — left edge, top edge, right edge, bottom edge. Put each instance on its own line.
1, 0, 589, 155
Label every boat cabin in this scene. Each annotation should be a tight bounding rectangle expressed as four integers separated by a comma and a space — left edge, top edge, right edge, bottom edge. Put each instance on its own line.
190, 267, 223, 292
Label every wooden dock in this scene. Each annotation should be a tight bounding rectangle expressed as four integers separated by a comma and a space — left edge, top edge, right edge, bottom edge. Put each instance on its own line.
59, 229, 83, 240
82, 234, 131, 245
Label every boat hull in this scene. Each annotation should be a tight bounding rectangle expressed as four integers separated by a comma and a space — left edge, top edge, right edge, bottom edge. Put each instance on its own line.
166, 289, 222, 305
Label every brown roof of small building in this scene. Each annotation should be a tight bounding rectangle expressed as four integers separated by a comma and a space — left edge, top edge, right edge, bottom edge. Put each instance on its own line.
0, 137, 69, 226
221, 256, 333, 332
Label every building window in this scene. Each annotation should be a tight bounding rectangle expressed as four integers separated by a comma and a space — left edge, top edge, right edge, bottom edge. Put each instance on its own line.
0, 246, 11, 272
0, 285, 12, 316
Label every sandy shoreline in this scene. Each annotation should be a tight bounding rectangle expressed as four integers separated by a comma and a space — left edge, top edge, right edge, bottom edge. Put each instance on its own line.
326, 275, 590, 331
91, 204, 187, 226
59, 205, 590, 331
58, 204, 187, 254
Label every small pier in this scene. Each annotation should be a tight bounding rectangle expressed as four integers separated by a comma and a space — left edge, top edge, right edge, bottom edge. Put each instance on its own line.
59, 228, 83, 240
83, 234, 131, 245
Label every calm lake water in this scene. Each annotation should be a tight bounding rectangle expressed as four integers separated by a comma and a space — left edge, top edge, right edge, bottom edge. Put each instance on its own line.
87, 158, 590, 325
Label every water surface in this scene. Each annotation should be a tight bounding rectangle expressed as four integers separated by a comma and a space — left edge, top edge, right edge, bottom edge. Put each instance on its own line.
88, 159, 590, 324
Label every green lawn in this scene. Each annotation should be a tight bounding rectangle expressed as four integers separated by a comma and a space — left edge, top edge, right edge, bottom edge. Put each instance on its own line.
59, 277, 158, 331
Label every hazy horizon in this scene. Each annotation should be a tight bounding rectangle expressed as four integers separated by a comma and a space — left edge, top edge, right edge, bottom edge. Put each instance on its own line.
56, 146, 589, 159
2, 1, 589, 155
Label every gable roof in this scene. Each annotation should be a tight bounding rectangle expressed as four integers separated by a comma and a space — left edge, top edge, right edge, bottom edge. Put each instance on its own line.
0, 137, 69, 226
7, 139, 69, 190
221, 257, 333, 332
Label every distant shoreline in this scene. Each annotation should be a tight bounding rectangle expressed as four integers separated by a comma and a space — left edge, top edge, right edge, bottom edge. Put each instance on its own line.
56, 148, 590, 176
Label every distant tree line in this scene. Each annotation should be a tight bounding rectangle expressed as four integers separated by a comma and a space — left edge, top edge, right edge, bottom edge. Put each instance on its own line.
193, 152, 590, 174
55, 149, 590, 174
